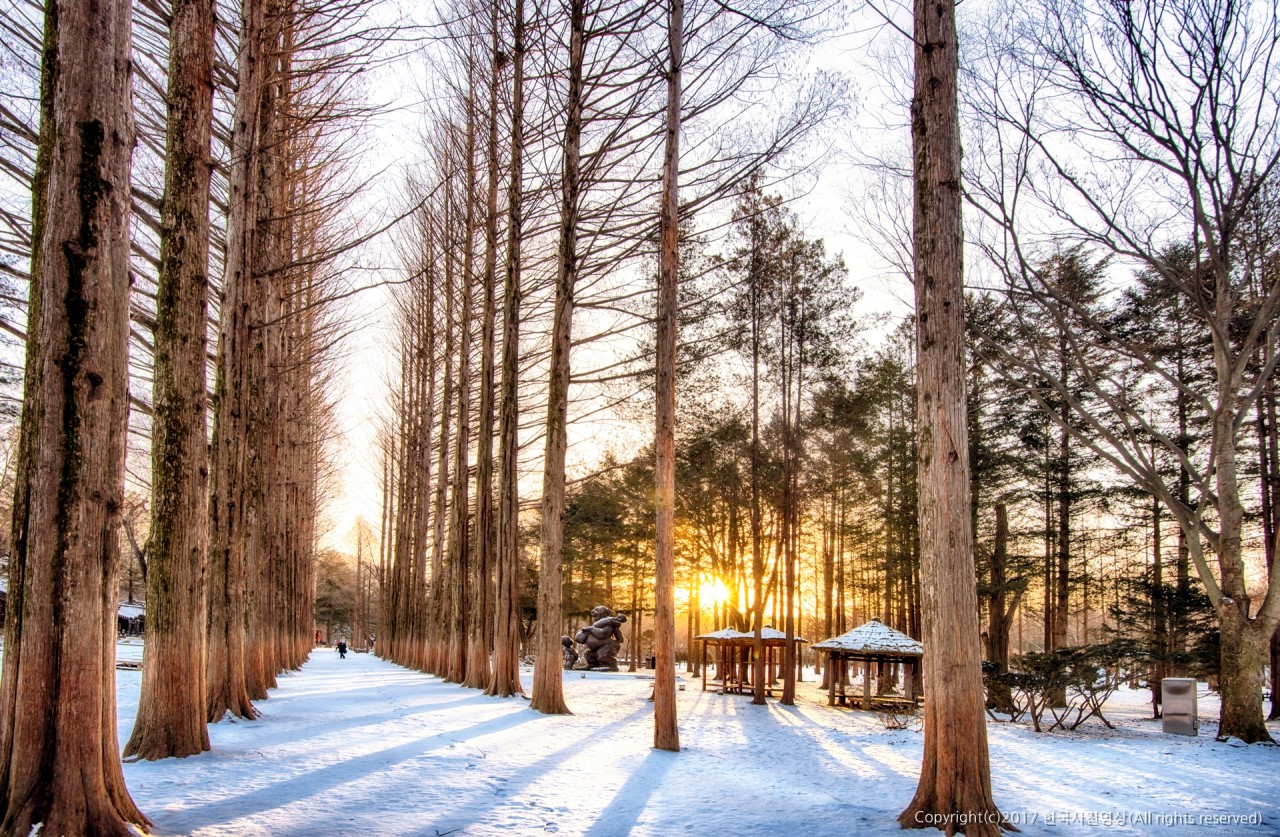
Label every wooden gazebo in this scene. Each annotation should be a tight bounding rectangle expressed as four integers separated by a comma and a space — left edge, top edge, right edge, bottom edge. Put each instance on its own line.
695, 627, 807, 696
813, 620, 922, 710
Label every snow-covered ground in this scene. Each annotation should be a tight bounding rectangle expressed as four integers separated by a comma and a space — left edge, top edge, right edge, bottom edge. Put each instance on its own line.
113, 650, 1280, 836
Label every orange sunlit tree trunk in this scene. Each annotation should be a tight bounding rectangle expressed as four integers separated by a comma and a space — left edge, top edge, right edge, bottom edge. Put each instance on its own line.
899, 0, 1006, 832
652, 0, 683, 753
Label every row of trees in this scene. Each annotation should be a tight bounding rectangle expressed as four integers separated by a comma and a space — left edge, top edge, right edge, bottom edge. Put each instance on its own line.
371, 0, 1280, 830
0, 0, 376, 831
373, 0, 838, 749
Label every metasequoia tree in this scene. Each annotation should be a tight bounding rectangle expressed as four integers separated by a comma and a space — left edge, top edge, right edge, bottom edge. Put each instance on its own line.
967, 0, 1280, 743
0, 0, 149, 831
382, 193, 438, 672
208, 0, 375, 718
207, 0, 276, 722
124, 0, 216, 761
652, 0, 683, 751
488, 0, 527, 699
0, 0, 206, 433
897, 0, 1003, 830
372, 0, 834, 706
467, 0, 505, 691
381, 9, 497, 680
446, 103, 480, 686
532, 0, 587, 716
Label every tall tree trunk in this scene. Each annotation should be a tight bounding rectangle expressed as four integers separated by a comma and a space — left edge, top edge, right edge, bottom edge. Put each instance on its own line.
899, 0, 1004, 830
1211, 377, 1273, 743
1042, 446, 1053, 653
1255, 365, 1280, 721
488, 0, 526, 699
208, 0, 275, 723
1150, 492, 1168, 717
984, 503, 1017, 714
125, 0, 215, 762
467, 1, 504, 690
1053, 353, 1071, 652
0, 0, 146, 830
447, 98, 480, 686
241, 0, 287, 701
1173, 350, 1191, 667
429, 201, 455, 676
749, 217, 766, 706
1265, 381, 1280, 720
531, 0, 584, 717
411, 226, 437, 673
652, 0, 683, 753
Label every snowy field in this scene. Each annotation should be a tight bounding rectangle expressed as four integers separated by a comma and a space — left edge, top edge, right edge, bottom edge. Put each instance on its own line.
113, 650, 1279, 836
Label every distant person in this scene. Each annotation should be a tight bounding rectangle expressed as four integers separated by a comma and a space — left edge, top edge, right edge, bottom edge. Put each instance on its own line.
337, 640, 348, 659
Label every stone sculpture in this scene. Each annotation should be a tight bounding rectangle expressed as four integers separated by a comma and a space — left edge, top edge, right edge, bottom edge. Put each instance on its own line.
573, 606, 627, 671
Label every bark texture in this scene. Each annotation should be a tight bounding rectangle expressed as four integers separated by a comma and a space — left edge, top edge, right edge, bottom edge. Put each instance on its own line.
207, 0, 275, 723
125, 0, 216, 762
652, 0, 683, 753
488, 0, 527, 699
0, 0, 147, 830
530, 0, 585, 717
899, 0, 1006, 832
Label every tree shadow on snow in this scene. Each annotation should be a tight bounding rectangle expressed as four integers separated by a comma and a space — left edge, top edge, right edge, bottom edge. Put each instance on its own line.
582, 747, 678, 836
164, 708, 538, 831
431, 704, 656, 835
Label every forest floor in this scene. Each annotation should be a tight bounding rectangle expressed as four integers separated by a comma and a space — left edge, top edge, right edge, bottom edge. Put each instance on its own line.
113, 648, 1279, 836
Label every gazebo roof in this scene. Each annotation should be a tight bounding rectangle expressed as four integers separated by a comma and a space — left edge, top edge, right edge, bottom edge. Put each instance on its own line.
812, 619, 923, 656
694, 627, 744, 640
694, 627, 807, 643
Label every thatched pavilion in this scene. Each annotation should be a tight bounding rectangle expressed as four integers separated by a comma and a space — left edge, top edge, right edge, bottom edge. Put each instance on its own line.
812, 619, 923, 709
694, 627, 807, 696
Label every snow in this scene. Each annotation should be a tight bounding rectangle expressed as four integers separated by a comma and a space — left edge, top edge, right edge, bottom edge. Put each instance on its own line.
693, 627, 806, 642
692, 628, 742, 640
110, 649, 1280, 836
116, 637, 145, 667
118, 602, 146, 619
811, 620, 924, 656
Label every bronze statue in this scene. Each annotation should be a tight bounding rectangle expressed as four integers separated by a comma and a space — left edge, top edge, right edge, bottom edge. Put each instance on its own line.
561, 635, 579, 670
573, 606, 627, 671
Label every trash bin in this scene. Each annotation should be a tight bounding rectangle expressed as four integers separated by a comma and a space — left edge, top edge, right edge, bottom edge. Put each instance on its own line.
647, 656, 656, 669
1161, 677, 1199, 736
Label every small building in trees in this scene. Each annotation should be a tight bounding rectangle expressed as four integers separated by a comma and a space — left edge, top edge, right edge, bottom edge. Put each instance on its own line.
695, 627, 807, 696
118, 601, 145, 637
813, 619, 923, 710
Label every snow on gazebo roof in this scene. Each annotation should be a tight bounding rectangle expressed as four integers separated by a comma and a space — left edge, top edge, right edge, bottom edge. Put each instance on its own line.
694, 627, 744, 640
694, 626, 807, 643
811, 619, 923, 656
118, 602, 145, 619
756, 627, 807, 642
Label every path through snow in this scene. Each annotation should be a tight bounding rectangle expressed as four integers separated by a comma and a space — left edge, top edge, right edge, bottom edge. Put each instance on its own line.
117, 650, 1280, 836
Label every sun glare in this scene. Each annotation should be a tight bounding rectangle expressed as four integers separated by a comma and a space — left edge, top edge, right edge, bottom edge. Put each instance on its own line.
699, 577, 730, 607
